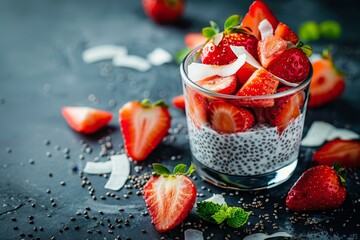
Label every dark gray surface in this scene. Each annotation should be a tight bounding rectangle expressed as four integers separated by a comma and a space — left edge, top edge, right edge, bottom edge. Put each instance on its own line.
0, 0, 360, 239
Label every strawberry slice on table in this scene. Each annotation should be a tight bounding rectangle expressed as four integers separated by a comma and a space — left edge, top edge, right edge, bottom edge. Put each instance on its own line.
274, 22, 299, 44
257, 35, 287, 68
172, 94, 185, 110
286, 165, 346, 212
235, 68, 279, 107
208, 101, 254, 134
184, 33, 207, 49
308, 49, 345, 107
265, 87, 305, 133
313, 139, 360, 167
143, 163, 196, 232
61, 107, 112, 134
119, 99, 171, 161
241, 0, 279, 40
196, 74, 238, 95
267, 47, 311, 83
186, 87, 208, 128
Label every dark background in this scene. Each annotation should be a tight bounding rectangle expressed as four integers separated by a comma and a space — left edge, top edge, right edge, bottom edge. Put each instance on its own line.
0, 0, 359, 239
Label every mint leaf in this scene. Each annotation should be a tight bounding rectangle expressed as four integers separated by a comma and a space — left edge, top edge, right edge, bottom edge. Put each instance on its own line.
152, 163, 170, 175
210, 21, 220, 33
224, 14, 241, 31
202, 27, 217, 38
226, 207, 250, 228
298, 21, 320, 42
173, 164, 187, 174
196, 201, 222, 223
211, 209, 228, 224
175, 48, 191, 64
319, 20, 341, 39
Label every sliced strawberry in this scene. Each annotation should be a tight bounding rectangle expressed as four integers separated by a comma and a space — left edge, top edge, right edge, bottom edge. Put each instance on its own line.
143, 163, 196, 232
196, 74, 238, 95
257, 35, 287, 68
274, 22, 299, 44
172, 94, 185, 110
184, 33, 207, 49
186, 87, 208, 128
265, 87, 305, 133
267, 48, 311, 83
119, 99, 171, 161
61, 107, 112, 134
241, 0, 279, 40
313, 139, 360, 167
208, 101, 254, 134
252, 107, 268, 124
235, 68, 279, 107
236, 62, 258, 85
201, 32, 258, 65
308, 56, 345, 107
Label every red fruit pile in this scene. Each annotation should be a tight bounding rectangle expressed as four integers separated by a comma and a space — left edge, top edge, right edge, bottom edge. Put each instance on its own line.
186, 0, 311, 134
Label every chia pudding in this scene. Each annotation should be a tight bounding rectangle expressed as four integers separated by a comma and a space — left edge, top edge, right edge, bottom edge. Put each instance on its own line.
188, 113, 305, 176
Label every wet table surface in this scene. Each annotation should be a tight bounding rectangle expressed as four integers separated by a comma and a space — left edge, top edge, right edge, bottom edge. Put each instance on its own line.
1, 0, 360, 239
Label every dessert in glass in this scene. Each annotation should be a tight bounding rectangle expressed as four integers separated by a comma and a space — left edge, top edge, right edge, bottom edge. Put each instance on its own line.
180, 5, 312, 190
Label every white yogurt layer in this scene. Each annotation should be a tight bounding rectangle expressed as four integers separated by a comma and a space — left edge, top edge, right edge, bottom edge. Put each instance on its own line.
188, 114, 305, 176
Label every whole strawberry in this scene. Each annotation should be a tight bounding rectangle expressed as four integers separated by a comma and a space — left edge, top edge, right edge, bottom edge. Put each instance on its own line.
142, 0, 185, 24
143, 163, 196, 232
286, 165, 346, 212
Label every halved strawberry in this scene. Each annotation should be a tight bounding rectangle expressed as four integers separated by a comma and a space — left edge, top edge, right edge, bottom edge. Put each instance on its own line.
61, 107, 112, 134
257, 35, 287, 68
235, 68, 279, 107
313, 139, 360, 167
172, 94, 185, 110
119, 99, 171, 161
265, 87, 305, 133
241, 0, 279, 40
236, 62, 258, 85
208, 101, 254, 134
143, 163, 196, 232
196, 74, 238, 94
186, 87, 208, 127
274, 22, 299, 44
308, 50, 345, 107
267, 47, 311, 83
252, 107, 267, 124
185, 33, 207, 49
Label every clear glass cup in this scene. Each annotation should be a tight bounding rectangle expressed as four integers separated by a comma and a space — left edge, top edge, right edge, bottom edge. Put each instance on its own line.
180, 47, 312, 190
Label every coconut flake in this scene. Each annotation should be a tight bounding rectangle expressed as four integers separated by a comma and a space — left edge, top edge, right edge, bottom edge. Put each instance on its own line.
243, 232, 292, 240
82, 45, 127, 63
147, 48, 172, 66
113, 55, 151, 72
188, 54, 246, 81
270, 73, 299, 87
104, 154, 130, 191
258, 19, 274, 40
184, 229, 204, 240
326, 128, 359, 141
83, 161, 112, 174
230, 46, 262, 69
301, 121, 336, 147
213, 32, 224, 46
204, 194, 226, 205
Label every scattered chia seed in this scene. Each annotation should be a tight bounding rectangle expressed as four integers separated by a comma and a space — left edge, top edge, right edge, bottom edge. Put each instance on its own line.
118, 208, 124, 212
98, 211, 104, 215
74, 226, 80, 230
60, 181, 66, 186
29, 159, 35, 164
39, 227, 44, 231
100, 195, 106, 200
108, 230, 114, 234
70, 217, 76, 222
11, 217, 16, 222
29, 220, 34, 224
46, 189, 51, 194
46, 151, 52, 157
6, 147, 12, 153
31, 203, 36, 208
141, 229, 146, 233
13, 226, 18, 230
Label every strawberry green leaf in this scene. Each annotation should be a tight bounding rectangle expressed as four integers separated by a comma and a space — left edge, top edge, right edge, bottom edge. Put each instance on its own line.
298, 21, 320, 42
210, 21, 220, 33
152, 163, 171, 175
184, 163, 195, 175
202, 27, 217, 39
319, 20, 341, 39
224, 14, 241, 31
173, 164, 187, 174
175, 48, 191, 64
152, 99, 169, 108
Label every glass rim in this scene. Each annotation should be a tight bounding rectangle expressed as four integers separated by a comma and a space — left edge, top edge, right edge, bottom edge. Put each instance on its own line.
180, 46, 313, 100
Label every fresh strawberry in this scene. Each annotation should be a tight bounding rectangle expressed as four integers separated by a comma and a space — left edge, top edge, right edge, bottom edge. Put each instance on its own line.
119, 99, 171, 161
142, 0, 185, 24
186, 87, 208, 128
196, 74, 238, 95
241, 0, 279, 40
235, 68, 279, 107
252, 107, 267, 124
267, 47, 311, 83
208, 101, 254, 134
274, 22, 299, 44
61, 107, 112, 134
143, 163, 196, 232
265, 87, 305, 133
308, 49, 345, 107
236, 62, 258, 85
257, 35, 287, 68
172, 94, 185, 110
286, 165, 346, 212
185, 33, 207, 49
313, 139, 360, 167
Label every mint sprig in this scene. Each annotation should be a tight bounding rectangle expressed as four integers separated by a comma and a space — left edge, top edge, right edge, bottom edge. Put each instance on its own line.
196, 201, 250, 228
